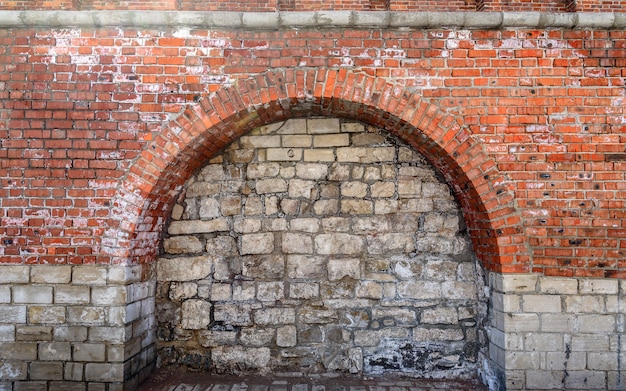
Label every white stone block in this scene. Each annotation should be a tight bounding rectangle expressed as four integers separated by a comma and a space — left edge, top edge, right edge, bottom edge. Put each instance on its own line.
240, 233, 274, 255
30, 266, 71, 284
0, 266, 29, 284
522, 295, 561, 313
157, 256, 212, 282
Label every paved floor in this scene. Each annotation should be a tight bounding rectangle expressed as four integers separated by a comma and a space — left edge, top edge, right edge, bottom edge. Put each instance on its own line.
138, 369, 489, 391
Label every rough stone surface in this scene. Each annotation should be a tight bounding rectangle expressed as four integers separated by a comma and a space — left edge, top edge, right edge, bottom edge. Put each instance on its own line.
156, 119, 486, 379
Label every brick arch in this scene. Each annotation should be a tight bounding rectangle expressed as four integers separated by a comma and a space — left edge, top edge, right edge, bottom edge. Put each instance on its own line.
105, 68, 527, 273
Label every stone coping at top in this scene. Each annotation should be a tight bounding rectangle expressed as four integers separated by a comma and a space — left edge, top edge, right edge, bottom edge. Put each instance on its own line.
0, 11, 624, 29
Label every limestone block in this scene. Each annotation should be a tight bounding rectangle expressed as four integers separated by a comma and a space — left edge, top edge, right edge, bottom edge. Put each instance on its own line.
327, 258, 361, 281
240, 328, 274, 347
339, 199, 373, 214
304, 149, 335, 162
240, 233, 274, 255
242, 255, 284, 279
247, 163, 280, 179
227, 149, 254, 163
72, 266, 107, 286
282, 135, 312, 147
240, 135, 280, 149
200, 164, 226, 181
297, 308, 338, 324
29, 362, 63, 381
579, 278, 619, 294
497, 274, 539, 293
0, 342, 37, 360
538, 277, 578, 294
234, 218, 262, 234
198, 330, 237, 348
274, 119, 305, 134
398, 281, 442, 300
29, 306, 65, 324
67, 307, 105, 326
282, 233, 313, 254
73, 343, 106, 362
266, 148, 302, 162
341, 122, 366, 133
168, 219, 229, 234
370, 182, 395, 198
328, 163, 350, 181
541, 313, 576, 333
313, 134, 349, 147
233, 281, 256, 301
545, 351, 586, 371
353, 328, 409, 347
398, 179, 422, 197
315, 234, 364, 255
30, 266, 72, 284
186, 182, 220, 197
412, 327, 464, 342
506, 352, 542, 370
210, 283, 231, 301
0, 305, 26, 323
571, 334, 609, 351
257, 282, 284, 301
0, 325, 15, 342
564, 370, 607, 389
525, 370, 562, 389
277, 325, 297, 347
0, 286, 9, 304
289, 282, 319, 299
163, 236, 203, 254
0, 266, 29, 283
337, 147, 395, 163
524, 332, 563, 352
421, 182, 450, 198
13, 286, 52, 304
214, 304, 252, 326
280, 199, 300, 215
288, 179, 316, 199
502, 313, 540, 332
206, 236, 237, 255
295, 163, 328, 180
91, 286, 127, 305
211, 346, 271, 371
264, 218, 287, 232
0, 362, 27, 380
254, 308, 296, 325
564, 295, 604, 313
53, 326, 88, 342
198, 198, 220, 219
375, 200, 399, 214
341, 181, 368, 198
578, 314, 615, 333
267, 196, 282, 215
366, 233, 415, 254
84, 363, 124, 382
522, 294, 561, 313
421, 307, 458, 325
356, 281, 382, 299
181, 300, 211, 330
313, 200, 339, 215
157, 256, 212, 282
307, 118, 340, 134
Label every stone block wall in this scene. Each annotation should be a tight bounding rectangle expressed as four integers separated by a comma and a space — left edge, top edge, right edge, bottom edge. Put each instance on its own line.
156, 118, 489, 378
487, 273, 625, 390
0, 264, 156, 391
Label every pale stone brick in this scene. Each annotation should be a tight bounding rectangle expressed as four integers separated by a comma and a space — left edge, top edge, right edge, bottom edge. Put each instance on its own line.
421, 182, 450, 198
227, 149, 254, 163
545, 351, 586, 370
282, 233, 313, 254
186, 182, 221, 197
53, 326, 88, 342
156, 256, 212, 282
506, 352, 542, 370
289, 218, 320, 233
168, 219, 229, 234
354, 328, 408, 347
328, 162, 350, 181
107, 265, 142, 285
212, 346, 271, 371
280, 198, 300, 215
538, 277, 578, 294
200, 164, 226, 180
282, 135, 312, 147
356, 281, 382, 299
198, 198, 220, 219
247, 163, 280, 179
289, 282, 319, 299
327, 258, 361, 281
163, 236, 203, 254
295, 163, 328, 180
374, 200, 399, 214
29, 362, 63, 381
91, 286, 126, 306
240, 135, 280, 148
64, 362, 83, 382
366, 233, 415, 254
13, 286, 53, 304
315, 234, 364, 255
266, 148, 302, 162
243, 196, 261, 216
313, 133, 349, 147
397, 179, 421, 197
254, 308, 295, 325
522, 294, 561, 313
54, 285, 90, 305
564, 370, 606, 389
524, 332, 563, 352
39, 342, 72, 363
364, 167, 382, 181
587, 352, 618, 370
571, 334, 609, 351
370, 182, 395, 198
234, 218, 262, 233
340, 199, 373, 214
29, 306, 65, 324
240, 328, 274, 347
72, 266, 108, 286
0, 286, 9, 303
263, 218, 287, 231
497, 274, 539, 293
181, 299, 212, 330
541, 313, 576, 333
397, 281, 442, 300
321, 217, 350, 232
413, 327, 464, 342
255, 178, 288, 194
421, 307, 458, 325
0, 362, 27, 380
242, 255, 284, 279
67, 307, 105, 325
352, 217, 391, 234
337, 147, 395, 163
341, 122, 365, 133
73, 343, 106, 362
0, 266, 29, 283
525, 370, 562, 389
213, 304, 252, 326
30, 266, 71, 284
198, 330, 237, 348
502, 313, 540, 332
276, 325, 297, 347
313, 199, 339, 215
286, 255, 325, 279
579, 278, 619, 294
0, 325, 15, 342
307, 118, 339, 134
351, 133, 385, 146
240, 233, 274, 255
0, 305, 26, 323
303, 149, 335, 162
341, 181, 368, 198
565, 295, 603, 313
288, 179, 316, 199
0, 342, 37, 360
84, 363, 124, 382
210, 283, 231, 301
206, 236, 237, 255
257, 282, 284, 301
578, 314, 615, 333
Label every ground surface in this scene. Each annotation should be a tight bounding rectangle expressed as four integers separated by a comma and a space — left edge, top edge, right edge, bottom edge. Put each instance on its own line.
138, 368, 489, 391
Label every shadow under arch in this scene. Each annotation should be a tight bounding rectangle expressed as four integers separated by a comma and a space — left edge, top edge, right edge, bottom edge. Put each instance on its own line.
104, 68, 527, 274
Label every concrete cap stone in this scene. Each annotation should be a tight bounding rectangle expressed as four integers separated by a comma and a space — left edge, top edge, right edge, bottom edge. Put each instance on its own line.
0, 11, 623, 29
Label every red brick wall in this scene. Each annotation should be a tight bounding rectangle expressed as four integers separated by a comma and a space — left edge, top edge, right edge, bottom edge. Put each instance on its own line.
0, 24, 625, 278
1, 0, 625, 11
